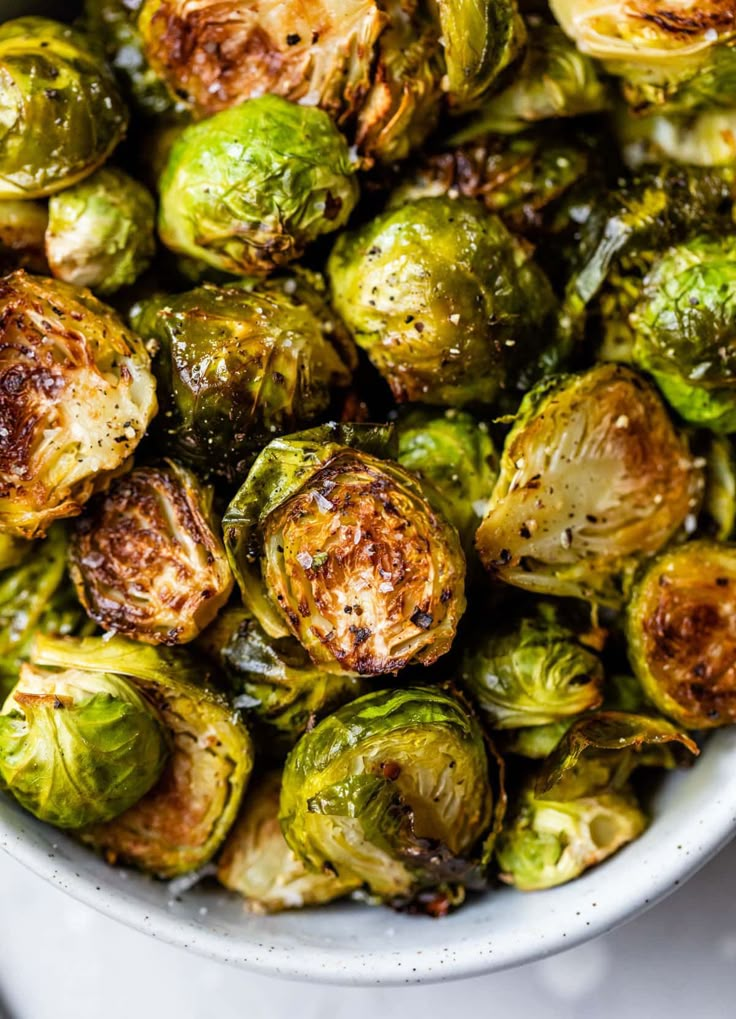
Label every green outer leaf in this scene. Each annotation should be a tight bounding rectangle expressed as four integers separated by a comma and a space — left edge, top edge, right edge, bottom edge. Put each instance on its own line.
537, 710, 699, 794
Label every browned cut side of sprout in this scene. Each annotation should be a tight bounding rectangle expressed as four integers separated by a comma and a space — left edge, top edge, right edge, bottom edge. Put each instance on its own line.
69, 461, 233, 645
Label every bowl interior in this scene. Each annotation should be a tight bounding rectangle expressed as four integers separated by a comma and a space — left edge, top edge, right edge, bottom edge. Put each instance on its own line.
2, 727, 736, 985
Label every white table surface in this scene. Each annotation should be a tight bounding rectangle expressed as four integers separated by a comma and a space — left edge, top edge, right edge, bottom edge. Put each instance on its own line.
2, 838, 736, 1019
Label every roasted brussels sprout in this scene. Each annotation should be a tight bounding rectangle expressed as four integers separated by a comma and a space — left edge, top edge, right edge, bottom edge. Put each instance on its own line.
218, 770, 360, 912
502, 719, 574, 759
630, 236, 736, 432
223, 424, 466, 676
389, 132, 591, 236
451, 24, 608, 138
198, 607, 364, 752
496, 773, 646, 890
83, 0, 182, 116
396, 407, 497, 549
627, 541, 736, 729
0, 272, 157, 539
280, 687, 493, 901
617, 107, 736, 169
438, 0, 526, 106
0, 660, 169, 830
45, 168, 156, 296
496, 710, 696, 890
328, 196, 559, 407
69, 462, 233, 645
0, 201, 48, 274
0, 17, 128, 198
32, 634, 253, 876
461, 604, 604, 729
475, 364, 704, 604
133, 276, 356, 480
137, 0, 442, 163
158, 95, 360, 276
549, 0, 736, 113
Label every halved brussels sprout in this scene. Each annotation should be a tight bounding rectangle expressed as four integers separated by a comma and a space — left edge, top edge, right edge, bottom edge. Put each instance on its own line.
496, 709, 696, 890
0, 17, 128, 198
460, 603, 604, 729
618, 106, 736, 169
223, 424, 466, 676
495, 779, 646, 891
46, 167, 156, 296
438, 0, 526, 106
69, 462, 233, 645
83, 0, 182, 116
549, 0, 736, 112
0, 272, 158, 539
627, 541, 736, 729
32, 634, 253, 876
451, 24, 608, 137
137, 0, 443, 163
158, 95, 360, 277
630, 236, 736, 432
0, 201, 48, 274
137, 0, 384, 119
475, 364, 704, 604
280, 686, 493, 901
133, 275, 356, 481
218, 770, 360, 912
396, 407, 497, 550
328, 196, 559, 407
389, 132, 591, 236
0, 661, 169, 829
198, 607, 364, 753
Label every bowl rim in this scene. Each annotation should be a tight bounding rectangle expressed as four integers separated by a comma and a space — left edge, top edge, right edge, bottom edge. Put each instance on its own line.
3, 728, 736, 986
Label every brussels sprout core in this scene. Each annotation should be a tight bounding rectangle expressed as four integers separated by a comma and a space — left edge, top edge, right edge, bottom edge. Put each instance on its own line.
0, 272, 158, 539
261, 449, 465, 675
46, 167, 156, 295
280, 687, 493, 900
0, 17, 128, 198
0, 663, 169, 829
158, 96, 360, 276
70, 462, 233, 645
627, 541, 736, 729
476, 364, 704, 604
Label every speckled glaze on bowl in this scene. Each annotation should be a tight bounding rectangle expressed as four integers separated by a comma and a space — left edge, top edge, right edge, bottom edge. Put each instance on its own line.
2, 728, 736, 985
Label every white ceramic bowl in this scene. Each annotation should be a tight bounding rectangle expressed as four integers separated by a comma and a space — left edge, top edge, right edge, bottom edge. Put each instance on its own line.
4, 0, 736, 987
2, 728, 736, 985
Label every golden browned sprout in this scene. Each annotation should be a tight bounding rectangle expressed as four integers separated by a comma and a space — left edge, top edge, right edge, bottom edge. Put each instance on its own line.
0, 272, 157, 539
70, 462, 233, 645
